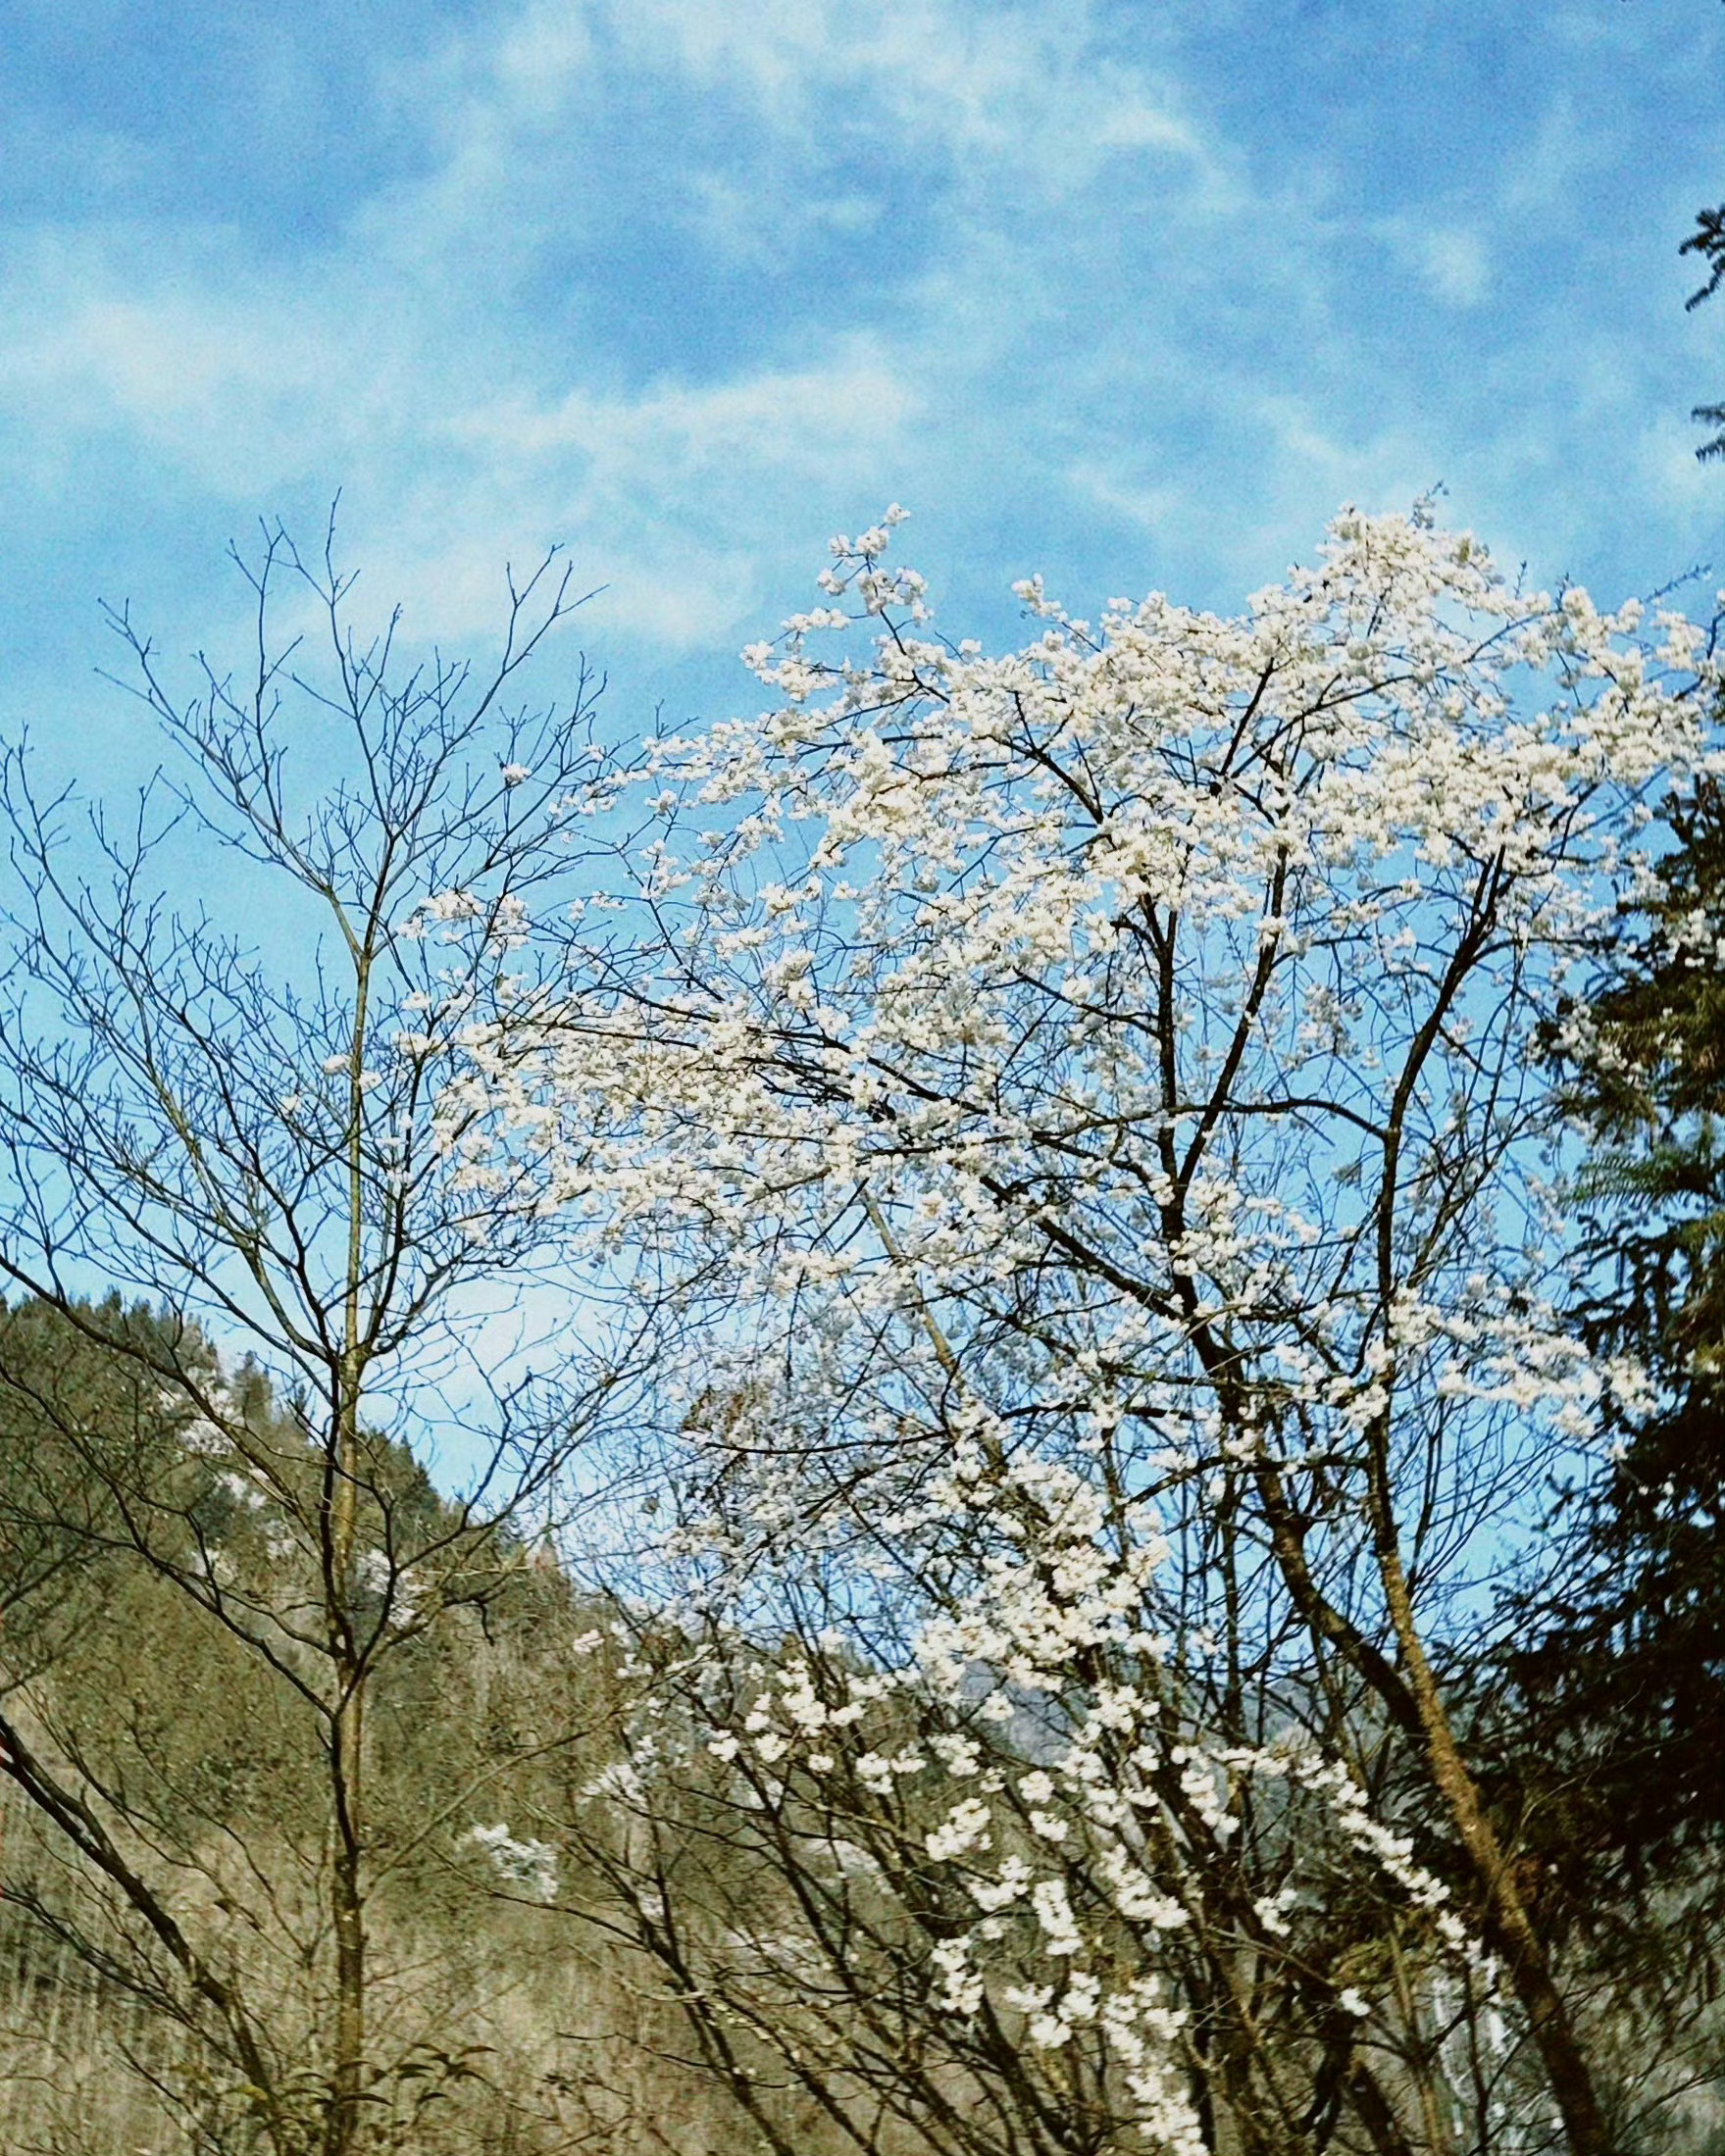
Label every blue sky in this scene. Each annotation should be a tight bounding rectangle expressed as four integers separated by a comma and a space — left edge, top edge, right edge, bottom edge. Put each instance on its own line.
0, 0, 1718, 788
0, 0, 1714, 1463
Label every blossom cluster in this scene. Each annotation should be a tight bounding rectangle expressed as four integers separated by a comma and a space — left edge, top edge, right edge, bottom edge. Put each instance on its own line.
444, 507, 1716, 1471
467, 1821, 561, 1904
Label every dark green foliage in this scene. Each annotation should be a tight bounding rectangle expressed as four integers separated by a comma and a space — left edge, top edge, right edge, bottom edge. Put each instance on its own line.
1684, 203, 1725, 463
1507, 783, 1725, 1918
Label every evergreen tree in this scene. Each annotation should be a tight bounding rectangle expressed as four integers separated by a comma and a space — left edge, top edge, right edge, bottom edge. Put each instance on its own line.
1684, 203, 1725, 463
1509, 779, 1725, 1914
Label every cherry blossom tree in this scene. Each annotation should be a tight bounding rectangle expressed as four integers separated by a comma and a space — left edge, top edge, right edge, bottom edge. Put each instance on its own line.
447, 506, 1718, 2156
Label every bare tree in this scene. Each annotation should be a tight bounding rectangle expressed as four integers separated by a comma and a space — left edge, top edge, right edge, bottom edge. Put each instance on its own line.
0, 514, 650, 2155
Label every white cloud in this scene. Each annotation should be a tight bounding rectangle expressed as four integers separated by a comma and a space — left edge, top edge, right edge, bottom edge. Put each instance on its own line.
361, 344, 921, 641
0, 202, 926, 642
0, 0, 1245, 656
1417, 228, 1491, 309
375, 0, 1227, 275
1497, 91, 1605, 219
447, 347, 916, 470
1635, 413, 1721, 516
1370, 219, 1491, 310
0, 0, 1712, 726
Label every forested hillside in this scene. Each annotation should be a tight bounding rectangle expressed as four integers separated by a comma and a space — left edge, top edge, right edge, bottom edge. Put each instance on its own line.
0, 1299, 852, 2155
1, 1292, 1721, 2155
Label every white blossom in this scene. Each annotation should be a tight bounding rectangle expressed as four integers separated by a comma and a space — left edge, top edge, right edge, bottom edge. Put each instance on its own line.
467, 1822, 560, 1903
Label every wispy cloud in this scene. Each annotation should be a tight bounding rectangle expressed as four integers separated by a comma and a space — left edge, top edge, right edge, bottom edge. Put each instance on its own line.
0, 0, 1715, 735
